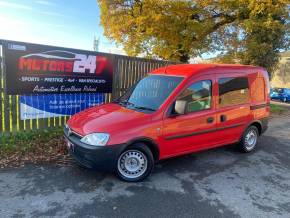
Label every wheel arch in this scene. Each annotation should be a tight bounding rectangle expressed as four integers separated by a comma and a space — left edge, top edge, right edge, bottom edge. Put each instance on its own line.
246, 120, 263, 135
125, 137, 160, 162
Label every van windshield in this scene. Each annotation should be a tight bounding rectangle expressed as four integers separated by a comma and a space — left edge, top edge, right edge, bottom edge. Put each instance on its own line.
115, 75, 183, 112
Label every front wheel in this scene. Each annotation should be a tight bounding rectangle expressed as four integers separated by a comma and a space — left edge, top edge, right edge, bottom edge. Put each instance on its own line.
283, 97, 287, 103
238, 126, 259, 153
116, 143, 154, 182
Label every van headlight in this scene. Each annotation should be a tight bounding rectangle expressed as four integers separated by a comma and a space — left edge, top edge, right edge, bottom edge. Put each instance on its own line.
80, 133, 110, 146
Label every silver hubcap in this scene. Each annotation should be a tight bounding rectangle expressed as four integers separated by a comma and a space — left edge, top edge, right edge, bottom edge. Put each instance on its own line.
245, 129, 257, 150
118, 150, 147, 179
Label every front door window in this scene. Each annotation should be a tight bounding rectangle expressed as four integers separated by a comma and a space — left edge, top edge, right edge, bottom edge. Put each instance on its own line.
176, 80, 212, 113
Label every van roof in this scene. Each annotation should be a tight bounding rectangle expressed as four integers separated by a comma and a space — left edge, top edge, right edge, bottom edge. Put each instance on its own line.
149, 64, 264, 77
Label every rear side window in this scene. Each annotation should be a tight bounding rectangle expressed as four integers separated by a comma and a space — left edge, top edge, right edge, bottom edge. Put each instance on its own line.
177, 80, 212, 113
218, 77, 249, 107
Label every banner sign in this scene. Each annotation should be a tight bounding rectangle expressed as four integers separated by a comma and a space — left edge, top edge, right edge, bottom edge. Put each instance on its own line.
1, 40, 114, 95
20, 93, 105, 120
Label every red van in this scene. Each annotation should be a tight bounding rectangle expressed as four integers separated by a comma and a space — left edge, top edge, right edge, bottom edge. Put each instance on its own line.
64, 64, 270, 182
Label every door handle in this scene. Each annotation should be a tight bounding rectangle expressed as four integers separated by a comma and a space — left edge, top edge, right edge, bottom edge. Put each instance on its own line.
207, 117, 214, 123
220, 115, 227, 122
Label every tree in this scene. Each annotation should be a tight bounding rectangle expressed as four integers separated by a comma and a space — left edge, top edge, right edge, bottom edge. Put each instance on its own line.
98, 0, 289, 75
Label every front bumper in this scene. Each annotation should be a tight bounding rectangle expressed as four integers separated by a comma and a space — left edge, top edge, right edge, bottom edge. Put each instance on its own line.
63, 127, 126, 172
270, 96, 280, 100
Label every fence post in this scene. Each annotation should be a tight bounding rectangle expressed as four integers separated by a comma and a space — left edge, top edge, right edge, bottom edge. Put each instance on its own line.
0, 43, 3, 132
111, 55, 121, 100
0, 42, 10, 133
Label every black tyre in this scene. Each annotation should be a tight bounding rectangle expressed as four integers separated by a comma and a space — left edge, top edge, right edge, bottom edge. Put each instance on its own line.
116, 143, 154, 182
238, 126, 259, 153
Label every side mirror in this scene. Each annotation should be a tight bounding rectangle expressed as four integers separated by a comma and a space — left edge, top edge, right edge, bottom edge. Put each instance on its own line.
174, 100, 187, 115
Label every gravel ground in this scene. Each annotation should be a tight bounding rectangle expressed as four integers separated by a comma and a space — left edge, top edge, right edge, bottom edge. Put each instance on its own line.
1, 108, 290, 218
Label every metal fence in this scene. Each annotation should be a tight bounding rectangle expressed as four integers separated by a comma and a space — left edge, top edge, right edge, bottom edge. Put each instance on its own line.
0, 44, 174, 133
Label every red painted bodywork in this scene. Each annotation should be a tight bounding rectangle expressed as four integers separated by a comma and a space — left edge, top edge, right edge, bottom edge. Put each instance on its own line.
67, 64, 270, 160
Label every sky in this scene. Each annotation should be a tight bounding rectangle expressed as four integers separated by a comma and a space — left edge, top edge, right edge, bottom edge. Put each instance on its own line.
0, 0, 125, 54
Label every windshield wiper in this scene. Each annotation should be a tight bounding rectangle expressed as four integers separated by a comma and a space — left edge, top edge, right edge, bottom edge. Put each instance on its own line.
115, 100, 134, 107
132, 105, 156, 112
115, 100, 155, 112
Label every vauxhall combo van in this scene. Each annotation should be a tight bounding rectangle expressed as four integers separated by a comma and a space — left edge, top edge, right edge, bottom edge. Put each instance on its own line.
64, 64, 270, 182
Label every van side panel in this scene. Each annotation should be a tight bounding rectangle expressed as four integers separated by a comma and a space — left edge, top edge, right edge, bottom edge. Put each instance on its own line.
246, 70, 270, 135
248, 71, 270, 120
251, 76, 266, 103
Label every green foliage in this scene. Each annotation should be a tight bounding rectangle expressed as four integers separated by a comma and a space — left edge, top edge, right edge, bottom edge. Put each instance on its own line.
98, 0, 289, 75
270, 103, 287, 114
236, 0, 289, 75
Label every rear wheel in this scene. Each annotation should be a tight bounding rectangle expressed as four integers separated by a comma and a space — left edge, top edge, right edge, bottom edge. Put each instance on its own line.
283, 97, 287, 103
238, 126, 259, 153
116, 143, 154, 182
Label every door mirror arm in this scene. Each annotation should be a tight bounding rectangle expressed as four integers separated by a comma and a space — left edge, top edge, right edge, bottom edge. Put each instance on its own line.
168, 112, 180, 118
